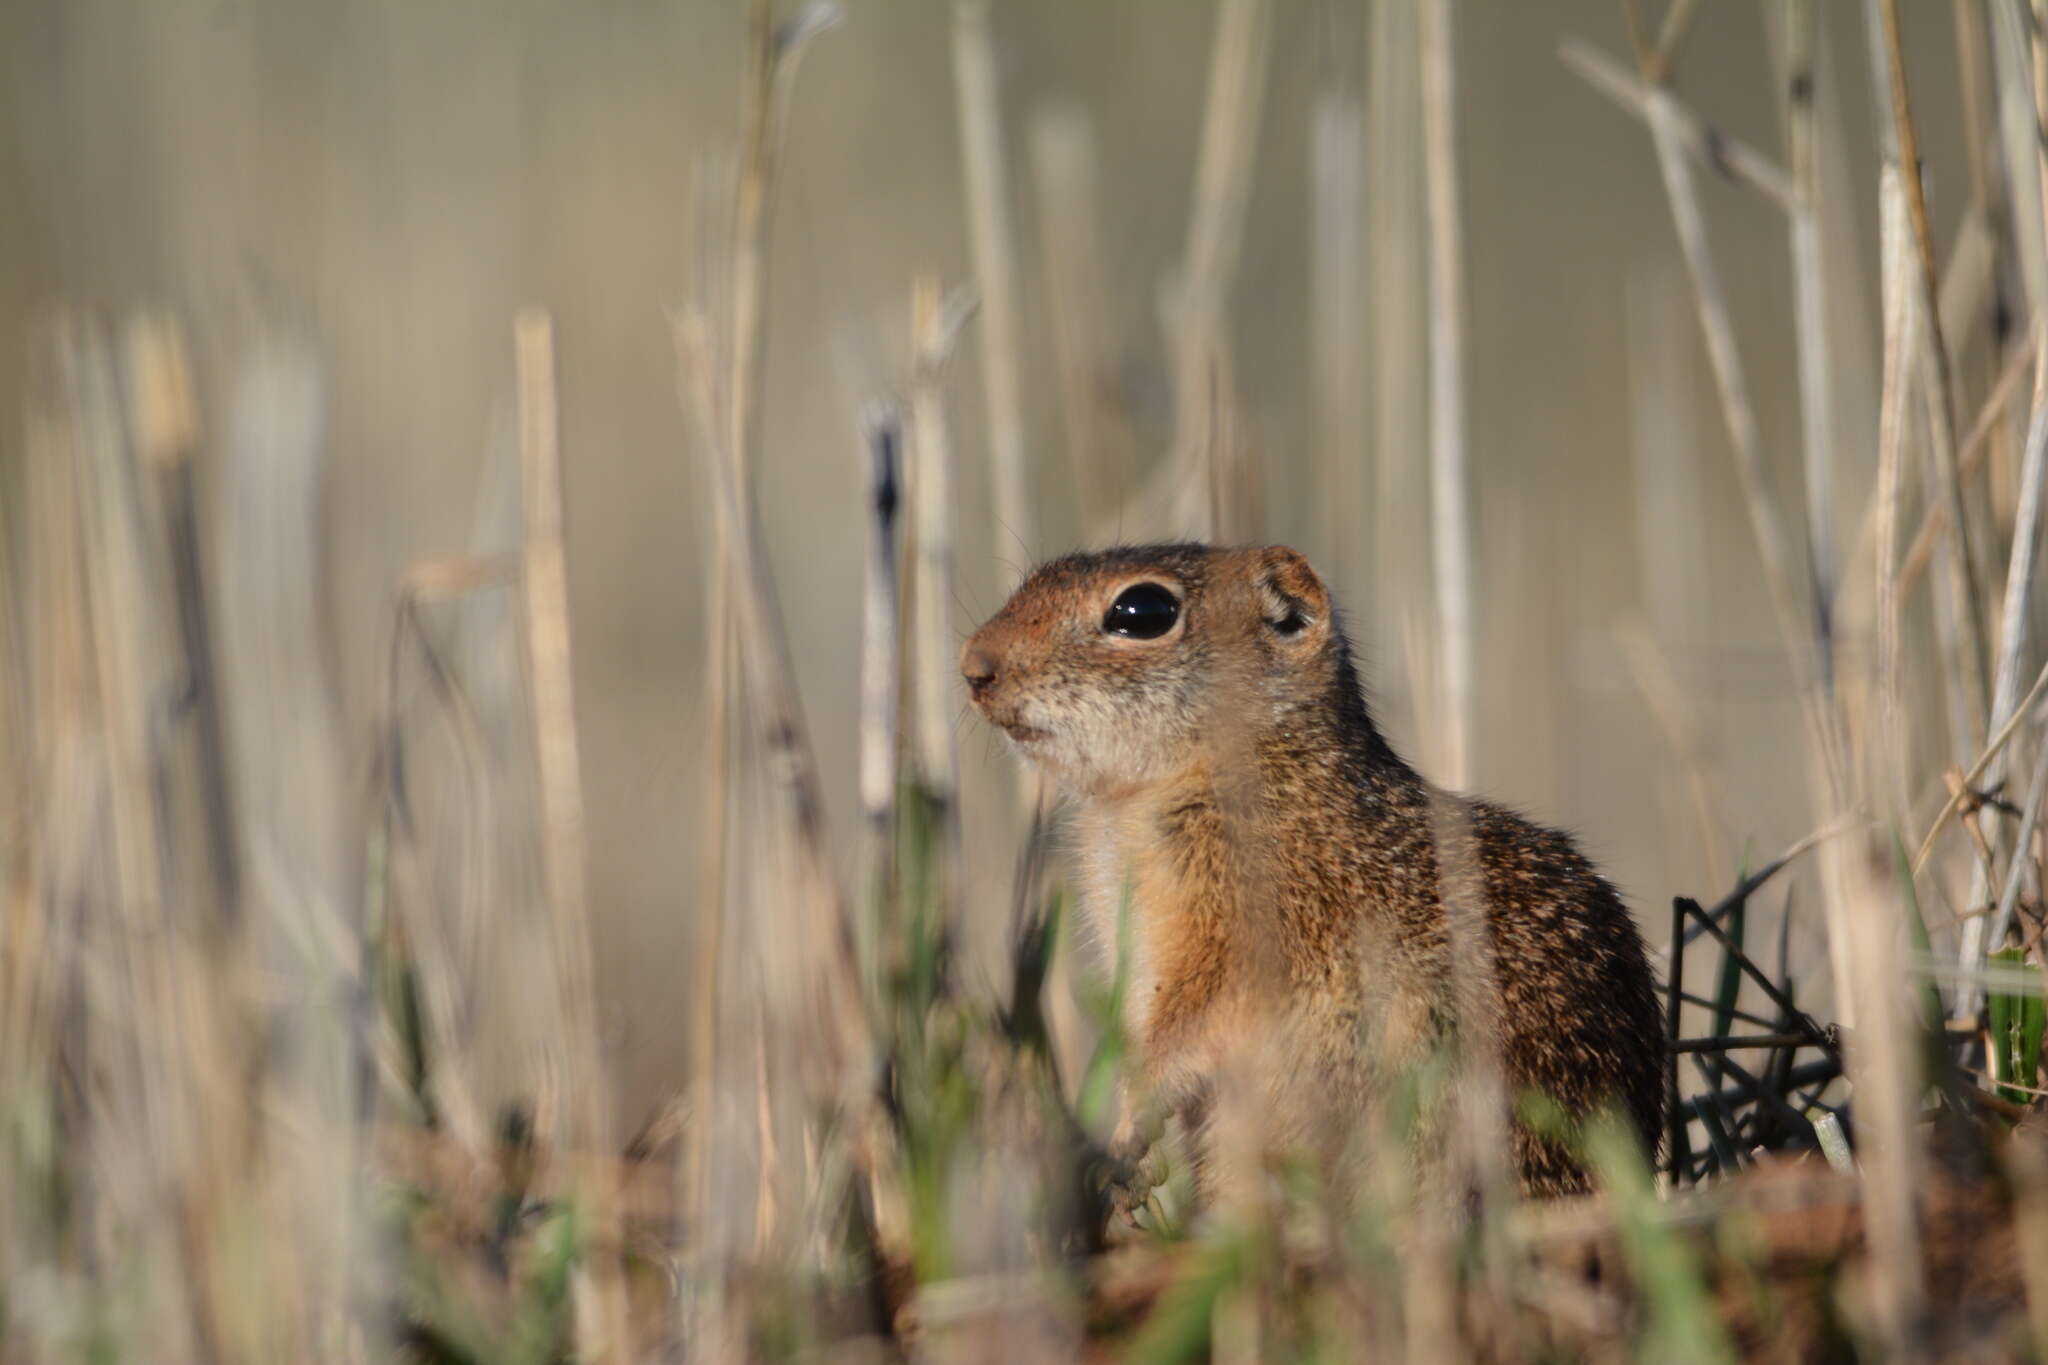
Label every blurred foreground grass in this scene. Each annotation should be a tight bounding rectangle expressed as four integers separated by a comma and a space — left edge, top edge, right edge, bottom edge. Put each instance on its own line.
11, 1, 2048, 1362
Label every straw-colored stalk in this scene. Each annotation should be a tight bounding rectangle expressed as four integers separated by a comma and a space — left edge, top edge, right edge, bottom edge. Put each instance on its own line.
1583, 31, 1866, 1047
513, 310, 634, 1364
1168, 0, 1270, 542
1830, 835, 1928, 1349
1310, 93, 1367, 585
12, 403, 92, 1117
1371, 0, 1426, 675
1875, 0, 1992, 752
684, 0, 836, 1240
2032, 0, 2048, 308
951, 0, 1034, 586
1874, 167, 1918, 827
1623, 0, 1701, 85
1638, 86, 1845, 799
1985, 4, 2048, 838
213, 317, 370, 1358
1989, 0, 2048, 334
145, 308, 362, 1357
1779, 0, 1840, 649
1901, 0, 2048, 990
1556, 40, 1794, 209
905, 277, 987, 952
674, 308, 863, 1078
1987, 386, 2048, 785
66, 315, 203, 1360
678, 282, 864, 1242
1987, 742, 2048, 955
1419, 0, 1473, 792
908, 277, 975, 804
1912, 655, 2048, 877
1953, 0, 1999, 218
1972, 6, 2048, 987
379, 551, 521, 1156
1897, 332, 2037, 596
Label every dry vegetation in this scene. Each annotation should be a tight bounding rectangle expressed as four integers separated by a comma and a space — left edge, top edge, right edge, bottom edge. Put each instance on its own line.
10, 1, 2048, 1361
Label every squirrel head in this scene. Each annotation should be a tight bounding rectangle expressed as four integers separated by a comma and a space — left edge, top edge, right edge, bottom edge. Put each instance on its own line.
961, 543, 1344, 795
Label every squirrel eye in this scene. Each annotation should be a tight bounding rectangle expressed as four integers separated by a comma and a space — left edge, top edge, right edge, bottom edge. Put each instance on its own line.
1103, 582, 1180, 639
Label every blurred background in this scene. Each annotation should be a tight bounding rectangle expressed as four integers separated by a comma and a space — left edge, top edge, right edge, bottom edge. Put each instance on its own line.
4, 1, 2034, 1357
2, 0, 1972, 1119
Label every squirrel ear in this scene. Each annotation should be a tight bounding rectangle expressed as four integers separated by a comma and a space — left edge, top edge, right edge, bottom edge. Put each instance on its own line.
1253, 546, 1331, 644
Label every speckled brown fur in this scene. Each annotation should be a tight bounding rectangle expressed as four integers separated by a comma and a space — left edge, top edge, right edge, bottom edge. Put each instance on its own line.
962, 544, 1663, 1200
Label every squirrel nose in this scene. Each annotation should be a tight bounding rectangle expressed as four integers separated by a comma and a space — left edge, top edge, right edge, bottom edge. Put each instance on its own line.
961, 644, 1000, 699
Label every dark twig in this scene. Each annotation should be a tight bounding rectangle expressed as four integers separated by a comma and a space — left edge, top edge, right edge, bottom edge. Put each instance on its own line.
1712, 1052, 1823, 1152
1688, 1055, 1745, 1175
1666, 896, 1686, 1179
1682, 818, 1853, 946
1681, 1057, 1843, 1122
1676, 990, 1784, 1032
1678, 897, 1837, 1057
1670, 1033, 1816, 1054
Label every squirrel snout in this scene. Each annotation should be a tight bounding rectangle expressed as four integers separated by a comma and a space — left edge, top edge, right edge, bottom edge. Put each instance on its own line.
960, 643, 1000, 700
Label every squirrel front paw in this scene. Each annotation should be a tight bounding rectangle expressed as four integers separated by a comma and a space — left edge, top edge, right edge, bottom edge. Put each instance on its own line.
1095, 1138, 1167, 1239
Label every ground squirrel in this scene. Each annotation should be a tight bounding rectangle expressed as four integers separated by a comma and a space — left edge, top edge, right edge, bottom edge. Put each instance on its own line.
961, 543, 1662, 1201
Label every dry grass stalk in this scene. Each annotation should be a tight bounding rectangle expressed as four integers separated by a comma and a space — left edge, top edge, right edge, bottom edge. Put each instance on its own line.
951, 0, 1034, 587
377, 550, 522, 1156
729, 0, 839, 490
11, 413, 95, 1186
685, 146, 742, 1247
1419, 0, 1473, 791
1987, 742, 2048, 954
1897, 328, 2037, 596
0, 425, 36, 1088
1980, 2, 2048, 850
1875, 0, 1993, 752
1371, 0, 1426, 676
1987, 387, 2048, 781
2031, 0, 2048, 303
908, 276, 975, 804
1648, 0, 1700, 80
1778, 0, 1840, 648
674, 307, 863, 1084
1310, 92, 1367, 586
1167, 0, 1270, 542
1913, 654, 2048, 877
678, 301, 869, 1277
683, 0, 836, 1241
60, 315, 206, 1361
1952, 0, 1999, 217
1874, 166, 1918, 824
1556, 40, 1795, 209
1636, 82, 1845, 802
1830, 835, 1929, 1349
513, 310, 634, 1364
1988, 0, 2048, 323
211, 318, 375, 1359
